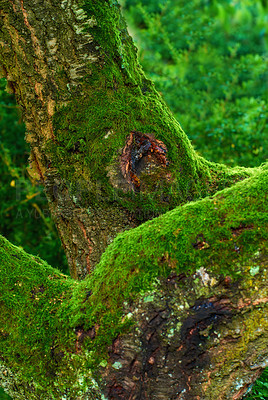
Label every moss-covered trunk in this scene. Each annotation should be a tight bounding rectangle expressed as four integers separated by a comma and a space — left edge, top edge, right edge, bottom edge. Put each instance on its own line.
0, 0, 252, 278
0, 0, 267, 399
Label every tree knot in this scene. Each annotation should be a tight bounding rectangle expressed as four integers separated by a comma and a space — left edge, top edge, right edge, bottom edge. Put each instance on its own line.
120, 130, 169, 191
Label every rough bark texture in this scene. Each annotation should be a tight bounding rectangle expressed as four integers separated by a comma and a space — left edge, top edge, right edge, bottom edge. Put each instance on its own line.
0, 0, 267, 399
0, 0, 252, 278
103, 270, 267, 400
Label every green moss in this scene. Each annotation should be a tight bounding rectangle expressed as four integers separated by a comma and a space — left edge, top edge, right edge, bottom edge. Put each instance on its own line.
92, 163, 267, 284
0, 243, 73, 379
0, 239, 104, 397
81, 0, 144, 85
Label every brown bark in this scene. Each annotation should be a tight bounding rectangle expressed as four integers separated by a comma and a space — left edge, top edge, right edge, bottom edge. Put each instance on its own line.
101, 267, 268, 399
44, 170, 137, 278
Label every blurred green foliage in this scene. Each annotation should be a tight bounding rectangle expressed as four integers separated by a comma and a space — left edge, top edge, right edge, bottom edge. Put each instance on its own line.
123, 0, 268, 167
0, 0, 267, 398
0, 387, 11, 400
0, 79, 68, 272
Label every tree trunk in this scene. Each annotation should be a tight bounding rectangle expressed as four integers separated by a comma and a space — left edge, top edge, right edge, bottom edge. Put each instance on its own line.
0, 0, 267, 399
0, 0, 252, 278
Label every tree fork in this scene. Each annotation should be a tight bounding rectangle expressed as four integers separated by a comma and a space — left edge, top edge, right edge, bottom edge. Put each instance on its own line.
0, 0, 267, 398
0, 0, 253, 278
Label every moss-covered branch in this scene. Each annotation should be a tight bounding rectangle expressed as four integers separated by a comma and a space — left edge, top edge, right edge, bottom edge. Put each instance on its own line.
1, 165, 267, 399
0, 0, 255, 278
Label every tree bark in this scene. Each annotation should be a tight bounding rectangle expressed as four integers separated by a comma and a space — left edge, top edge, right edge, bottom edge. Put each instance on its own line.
0, 0, 267, 399
0, 0, 252, 278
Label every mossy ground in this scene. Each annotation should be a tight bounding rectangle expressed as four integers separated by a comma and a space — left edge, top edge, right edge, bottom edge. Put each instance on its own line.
0, 164, 267, 396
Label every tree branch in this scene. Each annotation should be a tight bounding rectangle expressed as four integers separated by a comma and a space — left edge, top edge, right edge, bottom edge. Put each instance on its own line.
1, 166, 267, 399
